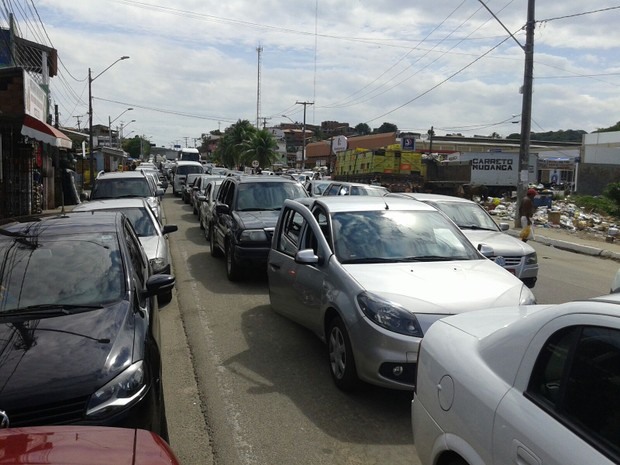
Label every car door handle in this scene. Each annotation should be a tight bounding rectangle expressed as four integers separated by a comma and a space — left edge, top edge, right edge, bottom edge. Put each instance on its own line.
269, 262, 280, 270
515, 443, 541, 465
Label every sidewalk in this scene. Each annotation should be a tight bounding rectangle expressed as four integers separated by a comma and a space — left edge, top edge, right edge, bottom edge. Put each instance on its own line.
506, 221, 620, 262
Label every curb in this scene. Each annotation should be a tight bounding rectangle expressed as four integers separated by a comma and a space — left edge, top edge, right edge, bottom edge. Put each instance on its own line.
506, 229, 620, 262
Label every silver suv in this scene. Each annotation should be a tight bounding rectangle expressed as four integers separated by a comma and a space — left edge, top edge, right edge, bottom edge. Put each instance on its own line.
389, 192, 539, 288
89, 171, 164, 222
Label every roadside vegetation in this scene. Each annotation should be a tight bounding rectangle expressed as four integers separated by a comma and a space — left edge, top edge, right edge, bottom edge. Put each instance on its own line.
570, 182, 620, 219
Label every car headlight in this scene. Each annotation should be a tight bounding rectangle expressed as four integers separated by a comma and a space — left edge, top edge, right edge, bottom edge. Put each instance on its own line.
86, 361, 147, 418
357, 292, 423, 337
525, 252, 537, 265
239, 229, 268, 242
519, 285, 537, 305
146, 197, 158, 209
150, 257, 167, 274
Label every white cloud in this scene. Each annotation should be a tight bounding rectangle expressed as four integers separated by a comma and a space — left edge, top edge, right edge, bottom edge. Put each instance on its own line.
10, 0, 620, 147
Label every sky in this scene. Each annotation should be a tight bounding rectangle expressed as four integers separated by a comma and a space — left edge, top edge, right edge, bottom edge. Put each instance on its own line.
5, 0, 620, 148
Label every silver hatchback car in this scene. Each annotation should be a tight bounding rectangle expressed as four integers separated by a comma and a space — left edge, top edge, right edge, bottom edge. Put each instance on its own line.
267, 196, 536, 391
389, 192, 539, 287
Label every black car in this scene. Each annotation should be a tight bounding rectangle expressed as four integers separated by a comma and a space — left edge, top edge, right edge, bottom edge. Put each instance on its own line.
0, 212, 174, 440
210, 174, 308, 281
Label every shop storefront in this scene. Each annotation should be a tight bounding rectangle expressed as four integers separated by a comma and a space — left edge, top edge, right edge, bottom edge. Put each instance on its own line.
0, 67, 72, 218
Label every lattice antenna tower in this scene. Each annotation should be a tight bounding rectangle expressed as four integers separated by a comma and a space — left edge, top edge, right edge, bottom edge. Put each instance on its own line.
256, 44, 263, 128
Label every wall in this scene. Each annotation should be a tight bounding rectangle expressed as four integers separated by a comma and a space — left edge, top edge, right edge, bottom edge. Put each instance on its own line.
576, 163, 620, 195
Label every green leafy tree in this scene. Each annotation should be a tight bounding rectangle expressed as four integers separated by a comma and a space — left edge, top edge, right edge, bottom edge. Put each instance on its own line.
240, 129, 279, 168
355, 123, 371, 135
375, 122, 398, 134
604, 182, 620, 215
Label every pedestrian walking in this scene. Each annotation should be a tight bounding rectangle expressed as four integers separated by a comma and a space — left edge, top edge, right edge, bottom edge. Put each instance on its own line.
519, 188, 537, 242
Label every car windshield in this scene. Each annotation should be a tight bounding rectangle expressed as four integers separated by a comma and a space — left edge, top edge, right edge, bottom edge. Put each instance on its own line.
236, 182, 307, 211
0, 233, 124, 312
431, 201, 499, 231
331, 210, 480, 264
91, 179, 152, 199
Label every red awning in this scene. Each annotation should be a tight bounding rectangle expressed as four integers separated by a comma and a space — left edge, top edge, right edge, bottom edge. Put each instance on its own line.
21, 114, 72, 149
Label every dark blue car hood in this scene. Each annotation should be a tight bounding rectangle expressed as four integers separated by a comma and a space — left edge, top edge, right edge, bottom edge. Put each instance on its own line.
0, 303, 139, 409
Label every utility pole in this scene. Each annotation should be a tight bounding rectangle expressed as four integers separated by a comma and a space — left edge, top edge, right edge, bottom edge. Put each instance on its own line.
73, 115, 83, 131
261, 117, 270, 129
296, 101, 314, 170
515, 0, 535, 228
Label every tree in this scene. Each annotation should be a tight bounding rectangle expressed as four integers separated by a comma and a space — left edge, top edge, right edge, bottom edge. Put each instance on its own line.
215, 120, 256, 169
375, 122, 398, 134
240, 128, 279, 168
122, 135, 150, 158
355, 123, 371, 135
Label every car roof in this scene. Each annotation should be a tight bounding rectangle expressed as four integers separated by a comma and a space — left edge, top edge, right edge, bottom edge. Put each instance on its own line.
96, 171, 149, 179
0, 211, 123, 235
175, 161, 203, 166
306, 195, 437, 213
391, 192, 475, 204
328, 181, 386, 188
228, 174, 301, 184
73, 198, 150, 211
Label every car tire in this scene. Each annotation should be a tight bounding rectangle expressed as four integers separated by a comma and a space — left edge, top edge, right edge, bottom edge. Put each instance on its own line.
327, 316, 358, 391
225, 241, 242, 281
523, 277, 536, 289
199, 212, 205, 229
205, 223, 211, 242
446, 458, 468, 465
210, 226, 222, 257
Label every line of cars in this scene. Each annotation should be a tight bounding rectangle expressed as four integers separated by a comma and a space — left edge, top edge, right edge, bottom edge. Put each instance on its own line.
180, 174, 619, 464
0, 168, 181, 462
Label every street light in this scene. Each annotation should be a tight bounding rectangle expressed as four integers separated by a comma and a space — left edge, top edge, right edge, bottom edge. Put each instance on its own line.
88, 55, 130, 186
118, 119, 136, 148
109, 107, 133, 147
281, 114, 296, 125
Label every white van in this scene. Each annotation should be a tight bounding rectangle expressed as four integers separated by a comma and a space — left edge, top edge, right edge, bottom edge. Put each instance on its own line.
177, 147, 200, 162
172, 161, 204, 196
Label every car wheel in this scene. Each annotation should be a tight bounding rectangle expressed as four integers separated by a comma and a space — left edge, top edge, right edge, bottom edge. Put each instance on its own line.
446, 457, 468, 465
225, 241, 242, 281
199, 212, 205, 229
327, 316, 358, 391
523, 277, 536, 288
205, 223, 211, 242
210, 226, 222, 257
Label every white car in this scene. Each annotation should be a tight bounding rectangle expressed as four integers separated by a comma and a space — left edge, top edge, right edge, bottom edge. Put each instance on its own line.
268, 196, 536, 391
390, 192, 539, 287
73, 198, 178, 303
412, 294, 620, 465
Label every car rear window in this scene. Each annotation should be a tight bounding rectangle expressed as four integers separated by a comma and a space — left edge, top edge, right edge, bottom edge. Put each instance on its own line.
91, 178, 152, 199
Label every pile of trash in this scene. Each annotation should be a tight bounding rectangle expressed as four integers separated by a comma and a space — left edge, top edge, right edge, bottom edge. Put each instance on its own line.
485, 196, 620, 241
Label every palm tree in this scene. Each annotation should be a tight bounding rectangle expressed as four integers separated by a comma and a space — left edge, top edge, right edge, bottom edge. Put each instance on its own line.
216, 120, 256, 169
241, 129, 279, 169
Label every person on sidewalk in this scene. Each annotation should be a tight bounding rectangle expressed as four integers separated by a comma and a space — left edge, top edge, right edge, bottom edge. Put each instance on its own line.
519, 188, 537, 242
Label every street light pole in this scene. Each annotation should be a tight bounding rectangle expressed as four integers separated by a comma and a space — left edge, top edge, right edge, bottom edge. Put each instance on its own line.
88, 56, 129, 187
109, 107, 133, 147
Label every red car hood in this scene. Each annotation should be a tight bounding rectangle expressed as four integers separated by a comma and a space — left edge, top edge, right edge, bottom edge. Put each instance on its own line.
0, 426, 179, 465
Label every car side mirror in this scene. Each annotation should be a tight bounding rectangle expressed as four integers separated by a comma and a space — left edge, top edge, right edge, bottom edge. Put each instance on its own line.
156, 188, 165, 197
215, 204, 230, 214
295, 249, 319, 265
477, 243, 494, 258
498, 223, 509, 231
162, 224, 178, 235
144, 273, 175, 297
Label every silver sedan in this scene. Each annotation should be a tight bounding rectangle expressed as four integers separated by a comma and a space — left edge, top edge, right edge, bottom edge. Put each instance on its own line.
267, 196, 536, 391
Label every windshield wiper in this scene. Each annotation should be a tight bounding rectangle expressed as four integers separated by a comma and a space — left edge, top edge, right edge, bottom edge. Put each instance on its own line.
400, 256, 455, 262
340, 257, 398, 264
457, 224, 497, 231
1, 303, 104, 317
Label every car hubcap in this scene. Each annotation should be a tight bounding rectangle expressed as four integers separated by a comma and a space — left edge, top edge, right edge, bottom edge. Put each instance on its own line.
329, 327, 346, 379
